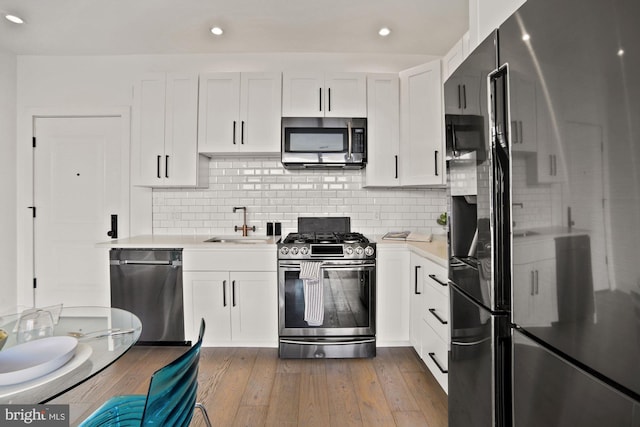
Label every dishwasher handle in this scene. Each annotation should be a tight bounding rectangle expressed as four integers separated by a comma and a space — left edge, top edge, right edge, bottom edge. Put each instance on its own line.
110, 259, 182, 266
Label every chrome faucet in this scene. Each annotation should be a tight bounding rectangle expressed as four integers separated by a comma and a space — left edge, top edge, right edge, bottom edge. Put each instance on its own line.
233, 207, 256, 236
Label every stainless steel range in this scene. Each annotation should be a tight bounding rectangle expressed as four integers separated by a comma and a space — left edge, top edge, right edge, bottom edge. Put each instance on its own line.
278, 217, 376, 358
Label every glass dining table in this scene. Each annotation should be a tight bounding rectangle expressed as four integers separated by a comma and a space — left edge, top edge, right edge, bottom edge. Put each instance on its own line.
0, 306, 142, 404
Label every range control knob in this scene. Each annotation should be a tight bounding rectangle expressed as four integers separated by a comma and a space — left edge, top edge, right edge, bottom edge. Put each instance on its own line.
355, 246, 364, 256
345, 246, 354, 256
300, 246, 309, 255
280, 247, 289, 255
364, 246, 375, 257
290, 246, 299, 255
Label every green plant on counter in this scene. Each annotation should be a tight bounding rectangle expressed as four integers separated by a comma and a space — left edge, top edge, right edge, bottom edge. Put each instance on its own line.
436, 212, 447, 226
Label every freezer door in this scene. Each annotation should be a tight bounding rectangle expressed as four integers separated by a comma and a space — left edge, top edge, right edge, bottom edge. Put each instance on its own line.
501, 0, 640, 399
449, 285, 510, 427
513, 330, 640, 426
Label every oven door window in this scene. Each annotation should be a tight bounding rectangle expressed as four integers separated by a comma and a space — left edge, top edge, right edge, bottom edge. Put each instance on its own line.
281, 265, 375, 335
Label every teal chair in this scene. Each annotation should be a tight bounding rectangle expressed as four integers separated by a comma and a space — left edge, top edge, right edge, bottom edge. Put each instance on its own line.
79, 319, 211, 427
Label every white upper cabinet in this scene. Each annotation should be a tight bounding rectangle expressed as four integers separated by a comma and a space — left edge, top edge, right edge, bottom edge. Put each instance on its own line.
399, 60, 446, 187
198, 72, 282, 154
469, 0, 526, 50
364, 74, 400, 187
282, 72, 367, 118
132, 72, 207, 187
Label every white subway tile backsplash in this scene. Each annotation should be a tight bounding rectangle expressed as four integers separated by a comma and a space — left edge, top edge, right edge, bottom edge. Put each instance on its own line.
152, 156, 447, 236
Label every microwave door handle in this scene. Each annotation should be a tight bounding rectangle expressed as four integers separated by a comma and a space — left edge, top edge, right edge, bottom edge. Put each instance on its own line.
347, 120, 353, 160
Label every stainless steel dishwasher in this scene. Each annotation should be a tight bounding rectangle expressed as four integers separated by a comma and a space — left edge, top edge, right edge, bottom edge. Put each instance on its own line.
110, 248, 186, 345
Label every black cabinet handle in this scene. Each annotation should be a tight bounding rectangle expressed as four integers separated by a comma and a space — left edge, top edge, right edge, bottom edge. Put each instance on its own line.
414, 265, 422, 295
233, 121, 237, 144
319, 88, 322, 111
457, 84, 462, 109
428, 308, 448, 325
462, 84, 467, 109
428, 274, 448, 287
434, 151, 439, 176
232, 280, 236, 307
107, 214, 118, 239
428, 352, 448, 374
241, 121, 245, 144
165, 155, 169, 178
328, 87, 331, 112
157, 155, 161, 178
394, 155, 398, 179
223, 280, 227, 307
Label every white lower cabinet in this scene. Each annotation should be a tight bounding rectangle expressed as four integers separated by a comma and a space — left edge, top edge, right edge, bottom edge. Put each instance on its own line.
183, 249, 278, 347
410, 251, 450, 393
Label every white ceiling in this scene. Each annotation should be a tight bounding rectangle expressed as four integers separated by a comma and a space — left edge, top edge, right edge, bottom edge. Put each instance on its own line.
0, 0, 468, 56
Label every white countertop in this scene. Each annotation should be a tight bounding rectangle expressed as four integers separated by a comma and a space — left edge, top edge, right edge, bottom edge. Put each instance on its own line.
373, 234, 448, 267
97, 234, 279, 249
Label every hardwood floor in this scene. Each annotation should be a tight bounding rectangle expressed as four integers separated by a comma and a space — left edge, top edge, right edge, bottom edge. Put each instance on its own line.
53, 346, 448, 427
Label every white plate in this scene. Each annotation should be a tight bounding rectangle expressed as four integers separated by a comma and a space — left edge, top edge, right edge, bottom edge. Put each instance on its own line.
0, 336, 78, 386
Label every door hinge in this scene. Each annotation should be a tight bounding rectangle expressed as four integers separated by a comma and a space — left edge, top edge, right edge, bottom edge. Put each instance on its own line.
28, 206, 36, 218
33, 278, 37, 289
32, 136, 36, 148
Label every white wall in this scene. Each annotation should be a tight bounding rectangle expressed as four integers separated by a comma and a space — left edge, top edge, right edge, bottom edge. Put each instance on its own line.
14, 52, 441, 304
468, 0, 526, 49
0, 52, 17, 314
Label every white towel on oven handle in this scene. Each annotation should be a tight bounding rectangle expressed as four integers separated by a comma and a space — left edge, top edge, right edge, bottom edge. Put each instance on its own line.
300, 261, 324, 326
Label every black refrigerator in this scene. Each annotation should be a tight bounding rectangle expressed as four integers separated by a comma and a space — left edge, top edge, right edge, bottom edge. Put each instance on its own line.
446, 0, 640, 425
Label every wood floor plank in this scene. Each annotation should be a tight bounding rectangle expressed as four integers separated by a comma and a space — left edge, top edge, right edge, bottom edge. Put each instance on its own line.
401, 370, 448, 427
298, 373, 331, 427
265, 372, 301, 426
326, 360, 363, 427
240, 347, 278, 406
52, 346, 448, 427
349, 358, 396, 426
373, 348, 421, 412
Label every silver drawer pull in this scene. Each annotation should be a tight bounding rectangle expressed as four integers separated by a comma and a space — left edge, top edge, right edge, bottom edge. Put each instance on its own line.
428, 352, 448, 374
428, 308, 448, 325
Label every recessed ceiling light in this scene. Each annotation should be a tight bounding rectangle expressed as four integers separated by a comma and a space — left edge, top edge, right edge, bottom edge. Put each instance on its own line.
5, 14, 24, 24
210, 26, 224, 36
378, 27, 391, 37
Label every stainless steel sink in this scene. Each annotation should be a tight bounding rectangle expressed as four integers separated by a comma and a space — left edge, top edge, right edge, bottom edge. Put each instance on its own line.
204, 237, 270, 244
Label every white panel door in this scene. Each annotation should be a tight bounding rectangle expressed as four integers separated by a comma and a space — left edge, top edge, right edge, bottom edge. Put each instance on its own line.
281, 72, 324, 117
230, 271, 277, 344
198, 73, 241, 152
33, 116, 127, 307
240, 72, 282, 153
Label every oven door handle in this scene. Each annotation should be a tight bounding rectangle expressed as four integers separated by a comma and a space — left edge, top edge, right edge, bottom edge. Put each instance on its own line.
279, 263, 376, 269
280, 338, 376, 346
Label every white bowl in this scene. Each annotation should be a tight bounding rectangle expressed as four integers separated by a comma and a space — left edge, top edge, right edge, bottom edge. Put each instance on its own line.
0, 336, 78, 385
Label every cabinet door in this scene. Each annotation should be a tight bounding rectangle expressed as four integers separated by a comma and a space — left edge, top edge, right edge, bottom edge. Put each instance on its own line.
443, 38, 465, 82
230, 271, 278, 344
164, 73, 200, 185
133, 73, 166, 186
183, 271, 232, 345
399, 60, 445, 186
364, 74, 400, 187
510, 74, 537, 153
239, 73, 282, 153
281, 72, 324, 117
324, 73, 367, 118
535, 86, 565, 182
376, 247, 410, 344
198, 73, 241, 153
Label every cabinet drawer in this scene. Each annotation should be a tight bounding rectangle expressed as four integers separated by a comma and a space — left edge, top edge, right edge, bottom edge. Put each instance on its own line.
513, 239, 555, 263
424, 264, 449, 298
184, 249, 277, 271
423, 280, 449, 338
421, 317, 449, 393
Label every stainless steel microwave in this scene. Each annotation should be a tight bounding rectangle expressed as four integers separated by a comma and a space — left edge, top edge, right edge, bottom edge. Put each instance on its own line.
281, 117, 367, 169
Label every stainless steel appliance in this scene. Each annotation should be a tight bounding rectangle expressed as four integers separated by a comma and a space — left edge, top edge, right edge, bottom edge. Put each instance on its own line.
281, 117, 367, 169
447, 0, 640, 425
278, 217, 376, 358
110, 248, 187, 345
